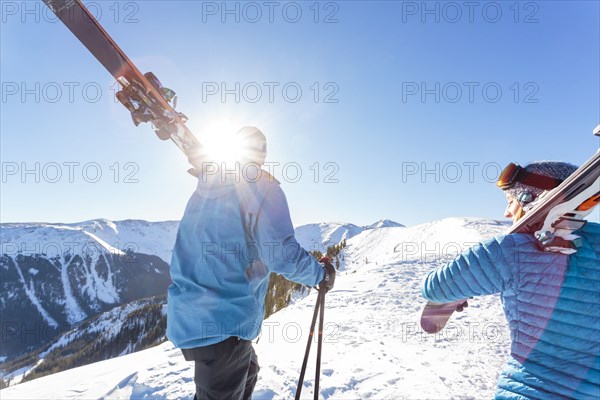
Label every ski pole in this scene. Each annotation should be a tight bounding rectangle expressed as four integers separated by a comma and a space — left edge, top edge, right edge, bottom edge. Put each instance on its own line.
295, 288, 325, 400
314, 288, 325, 400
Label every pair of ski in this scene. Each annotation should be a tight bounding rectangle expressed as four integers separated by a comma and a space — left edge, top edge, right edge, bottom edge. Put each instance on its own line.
43, 0, 599, 341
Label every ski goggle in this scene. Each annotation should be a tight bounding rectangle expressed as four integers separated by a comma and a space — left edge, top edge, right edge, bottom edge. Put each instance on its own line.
496, 162, 563, 190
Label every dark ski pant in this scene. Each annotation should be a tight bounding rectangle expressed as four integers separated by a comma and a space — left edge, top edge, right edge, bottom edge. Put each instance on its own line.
181, 336, 260, 400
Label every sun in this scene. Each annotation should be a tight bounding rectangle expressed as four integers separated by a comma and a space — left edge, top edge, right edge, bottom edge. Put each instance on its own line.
203, 131, 242, 164
201, 121, 244, 164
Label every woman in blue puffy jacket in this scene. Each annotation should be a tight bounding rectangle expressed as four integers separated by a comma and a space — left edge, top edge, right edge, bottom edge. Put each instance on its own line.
422, 161, 600, 399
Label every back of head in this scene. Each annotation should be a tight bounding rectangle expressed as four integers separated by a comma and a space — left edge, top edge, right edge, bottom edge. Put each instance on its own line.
235, 126, 267, 166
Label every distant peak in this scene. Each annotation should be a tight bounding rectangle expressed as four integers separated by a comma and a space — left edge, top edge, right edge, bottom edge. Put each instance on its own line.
365, 219, 404, 229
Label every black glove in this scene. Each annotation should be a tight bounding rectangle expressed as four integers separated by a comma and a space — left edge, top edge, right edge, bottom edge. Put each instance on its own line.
319, 257, 336, 293
455, 298, 472, 312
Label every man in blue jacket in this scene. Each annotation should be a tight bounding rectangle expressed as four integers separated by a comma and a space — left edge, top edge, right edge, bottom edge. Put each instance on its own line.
167, 127, 335, 400
422, 161, 600, 399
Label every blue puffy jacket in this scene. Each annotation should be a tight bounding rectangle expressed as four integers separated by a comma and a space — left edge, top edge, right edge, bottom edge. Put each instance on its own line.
422, 222, 600, 399
167, 172, 324, 349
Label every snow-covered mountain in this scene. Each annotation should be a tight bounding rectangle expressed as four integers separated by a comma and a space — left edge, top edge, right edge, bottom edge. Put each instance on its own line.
0, 219, 177, 360
293, 219, 405, 253
294, 222, 364, 253
1, 217, 514, 399
0, 219, 179, 264
364, 218, 405, 229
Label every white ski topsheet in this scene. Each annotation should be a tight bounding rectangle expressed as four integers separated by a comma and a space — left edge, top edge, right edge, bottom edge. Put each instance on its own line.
2, 217, 512, 399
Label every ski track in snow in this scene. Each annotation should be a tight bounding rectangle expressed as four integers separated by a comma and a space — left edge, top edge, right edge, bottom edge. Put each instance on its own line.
2, 217, 512, 399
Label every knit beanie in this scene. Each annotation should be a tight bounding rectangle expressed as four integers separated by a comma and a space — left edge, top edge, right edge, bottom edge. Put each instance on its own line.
504, 161, 577, 201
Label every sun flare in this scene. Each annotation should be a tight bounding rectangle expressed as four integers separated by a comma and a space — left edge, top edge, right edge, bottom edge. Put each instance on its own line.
201, 121, 244, 164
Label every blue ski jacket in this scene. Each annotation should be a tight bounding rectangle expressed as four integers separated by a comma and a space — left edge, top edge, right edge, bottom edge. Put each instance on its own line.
167, 171, 324, 349
422, 222, 600, 399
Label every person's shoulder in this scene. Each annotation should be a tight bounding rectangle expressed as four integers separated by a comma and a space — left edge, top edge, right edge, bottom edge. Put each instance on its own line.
245, 169, 281, 193
237, 169, 283, 205
258, 169, 280, 185
479, 232, 526, 246
477, 232, 537, 256
577, 221, 600, 251
580, 221, 600, 235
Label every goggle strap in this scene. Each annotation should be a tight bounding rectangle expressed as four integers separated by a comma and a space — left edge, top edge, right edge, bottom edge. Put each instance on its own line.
515, 169, 563, 191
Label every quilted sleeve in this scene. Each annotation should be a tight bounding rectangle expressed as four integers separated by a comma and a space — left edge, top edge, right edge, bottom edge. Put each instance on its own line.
421, 235, 518, 302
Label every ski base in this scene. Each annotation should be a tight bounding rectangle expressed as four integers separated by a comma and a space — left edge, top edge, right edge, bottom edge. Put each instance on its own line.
420, 300, 466, 334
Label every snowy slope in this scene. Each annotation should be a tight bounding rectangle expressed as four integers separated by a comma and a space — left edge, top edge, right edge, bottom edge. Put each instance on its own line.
1, 217, 512, 399
294, 222, 364, 253
341, 217, 508, 271
3, 297, 166, 386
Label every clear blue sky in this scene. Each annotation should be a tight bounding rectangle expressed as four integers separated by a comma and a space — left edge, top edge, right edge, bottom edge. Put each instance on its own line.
1, 1, 598, 227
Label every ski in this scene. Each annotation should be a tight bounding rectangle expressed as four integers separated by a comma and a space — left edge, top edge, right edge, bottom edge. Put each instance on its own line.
42, 0, 205, 172
420, 126, 600, 334
420, 300, 468, 334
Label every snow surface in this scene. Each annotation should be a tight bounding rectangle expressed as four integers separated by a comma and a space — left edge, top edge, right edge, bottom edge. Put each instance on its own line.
1, 217, 512, 399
